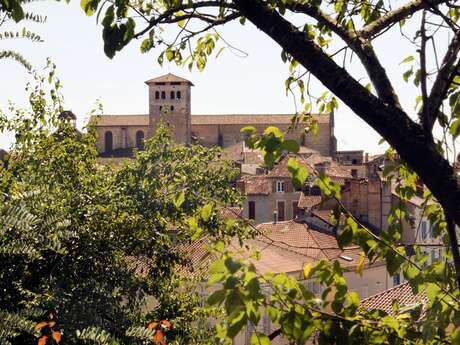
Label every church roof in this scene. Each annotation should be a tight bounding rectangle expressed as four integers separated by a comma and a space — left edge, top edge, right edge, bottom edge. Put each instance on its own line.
192, 114, 329, 125
90, 113, 330, 127
90, 115, 149, 127
145, 73, 194, 85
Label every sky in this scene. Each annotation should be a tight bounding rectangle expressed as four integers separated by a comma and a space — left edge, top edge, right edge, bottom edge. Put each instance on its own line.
0, 1, 425, 153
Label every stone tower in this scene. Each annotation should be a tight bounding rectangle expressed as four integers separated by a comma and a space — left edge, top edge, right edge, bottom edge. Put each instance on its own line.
145, 73, 193, 144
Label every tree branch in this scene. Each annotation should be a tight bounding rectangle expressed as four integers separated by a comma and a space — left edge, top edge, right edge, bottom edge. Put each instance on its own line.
359, 0, 446, 39
419, 10, 430, 133
424, 29, 460, 131
285, 2, 401, 108
133, 1, 236, 39
232, 0, 460, 228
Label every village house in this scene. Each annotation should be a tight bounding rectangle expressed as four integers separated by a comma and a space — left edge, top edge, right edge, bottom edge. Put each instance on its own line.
237, 153, 352, 225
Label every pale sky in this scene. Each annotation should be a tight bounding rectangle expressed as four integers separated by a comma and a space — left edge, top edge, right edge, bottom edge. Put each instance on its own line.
0, 1, 425, 153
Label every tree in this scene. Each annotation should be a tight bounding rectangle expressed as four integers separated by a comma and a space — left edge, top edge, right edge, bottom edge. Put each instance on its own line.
0, 65, 247, 344
76, 0, 460, 343
0, 0, 46, 70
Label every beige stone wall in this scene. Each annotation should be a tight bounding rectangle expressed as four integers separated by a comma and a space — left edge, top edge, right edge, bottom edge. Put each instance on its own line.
191, 122, 332, 156
95, 125, 149, 153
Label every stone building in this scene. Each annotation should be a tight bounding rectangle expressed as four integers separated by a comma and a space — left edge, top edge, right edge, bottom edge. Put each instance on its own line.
90, 73, 336, 156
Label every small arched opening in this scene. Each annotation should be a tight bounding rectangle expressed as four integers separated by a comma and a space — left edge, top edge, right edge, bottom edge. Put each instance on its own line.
155, 91, 160, 99
170, 91, 175, 99
161, 91, 166, 99
136, 130, 145, 150
104, 131, 113, 153
176, 91, 181, 99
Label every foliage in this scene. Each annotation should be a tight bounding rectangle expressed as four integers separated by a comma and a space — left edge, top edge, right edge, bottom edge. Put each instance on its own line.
74, 0, 460, 343
0, 64, 248, 344
0, 0, 46, 70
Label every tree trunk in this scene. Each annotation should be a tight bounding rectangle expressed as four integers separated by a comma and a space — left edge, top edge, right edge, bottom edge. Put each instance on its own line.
234, 0, 460, 227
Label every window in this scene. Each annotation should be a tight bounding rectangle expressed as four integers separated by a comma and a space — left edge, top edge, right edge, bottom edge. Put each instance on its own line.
351, 159, 358, 164
170, 91, 175, 99
421, 221, 427, 240
429, 223, 434, 238
292, 201, 299, 219
136, 130, 145, 150
155, 91, 160, 99
176, 91, 181, 99
170, 105, 174, 111
277, 201, 285, 221
104, 131, 113, 153
393, 273, 401, 286
431, 249, 437, 263
351, 169, 358, 178
248, 201, 255, 220
161, 91, 166, 99
276, 181, 285, 193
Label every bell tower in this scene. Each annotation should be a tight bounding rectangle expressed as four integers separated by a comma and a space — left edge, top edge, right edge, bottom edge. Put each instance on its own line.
145, 73, 193, 144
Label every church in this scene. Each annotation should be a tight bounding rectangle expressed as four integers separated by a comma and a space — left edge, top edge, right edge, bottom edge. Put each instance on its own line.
90, 73, 337, 157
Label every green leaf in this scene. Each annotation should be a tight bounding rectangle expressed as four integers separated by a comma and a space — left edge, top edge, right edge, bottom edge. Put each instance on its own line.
399, 55, 414, 65
201, 202, 213, 221
207, 289, 226, 306
250, 334, 270, 345
282, 139, 300, 153
174, 190, 185, 208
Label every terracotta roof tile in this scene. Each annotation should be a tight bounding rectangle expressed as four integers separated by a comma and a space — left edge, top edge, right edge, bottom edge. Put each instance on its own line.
241, 176, 272, 195
91, 114, 330, 127
220, 207, 243, 220
298, 194, 322, 209
255, 220, 366, 268
145, 73, 194, 85
361, 282, 426, 315
191, 114, 329, 125
312, 210, 333, 223
90, 115, 149, 127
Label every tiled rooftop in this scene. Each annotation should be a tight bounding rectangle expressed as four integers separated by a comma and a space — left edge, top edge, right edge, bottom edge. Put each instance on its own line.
361, 282, 425, 315
144, 73, 194, 85
90, 113, 331, 127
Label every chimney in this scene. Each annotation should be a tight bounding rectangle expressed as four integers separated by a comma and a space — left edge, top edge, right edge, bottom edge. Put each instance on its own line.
365, 153, 369, 163
273, 210, 277, 224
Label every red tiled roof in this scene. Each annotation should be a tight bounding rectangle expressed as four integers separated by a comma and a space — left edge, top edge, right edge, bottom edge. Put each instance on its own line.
312, 210, 333, 224
361, 282, 426, 315
241, 176, 272, 195
145, 73, 194, 85
255, 220, 367, 268
220, 207, 243, 220
298, 193, 322, 209
191, 114, 329, 125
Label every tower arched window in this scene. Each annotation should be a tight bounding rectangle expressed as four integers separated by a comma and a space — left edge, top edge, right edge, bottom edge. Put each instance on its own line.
176, 91, 181, 99
104, 131, 113, 153
170, 91, 175, 99
161, 91, 166, 99
155, 91, 160, 99
136, 130, 145, 150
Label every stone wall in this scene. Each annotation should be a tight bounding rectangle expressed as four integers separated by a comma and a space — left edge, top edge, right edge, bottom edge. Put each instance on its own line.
191, 121, 333, 156
95, 125, 149, 152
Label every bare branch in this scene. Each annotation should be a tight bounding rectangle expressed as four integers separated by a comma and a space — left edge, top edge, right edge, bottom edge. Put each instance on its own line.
232, 0, 460, 228
359, 0, 446, 39
425, 29, 460, 130
420, 11, 430, 132
285, 2, 401, 108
